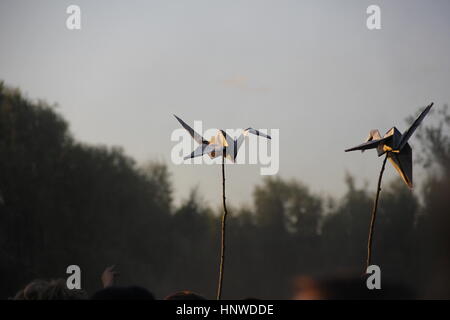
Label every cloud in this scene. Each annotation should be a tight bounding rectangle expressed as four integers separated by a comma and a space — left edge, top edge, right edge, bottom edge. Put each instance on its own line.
221, 75, 270, 93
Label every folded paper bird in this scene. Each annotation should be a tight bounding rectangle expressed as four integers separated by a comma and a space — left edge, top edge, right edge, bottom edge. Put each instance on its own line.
345, 103, 433, 188
174, 115, 271, 161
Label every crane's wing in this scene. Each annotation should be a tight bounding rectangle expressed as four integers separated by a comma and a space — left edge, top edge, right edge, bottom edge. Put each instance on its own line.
345, 130, 391, 152
398, 102, 433, 150
220, 128, 271, 161
345, 140, 383, 152
174, 115, 209, 145
220, 130, 234, 148
218, 129, 239, 161
244, 128, 271, 139
388, 143, 413, 188
184, 144, 217, 160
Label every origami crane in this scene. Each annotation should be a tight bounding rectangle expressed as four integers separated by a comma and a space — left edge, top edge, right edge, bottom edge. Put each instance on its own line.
345, 103, 433, 188
174, 115, 271, 161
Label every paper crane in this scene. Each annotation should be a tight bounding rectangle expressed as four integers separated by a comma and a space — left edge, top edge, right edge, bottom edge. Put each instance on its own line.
345, 103, 433, 188
173, 114, 271, 300
174, 115, 271, 161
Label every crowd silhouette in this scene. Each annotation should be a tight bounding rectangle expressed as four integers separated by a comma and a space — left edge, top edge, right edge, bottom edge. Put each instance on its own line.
1, 81, 450, 299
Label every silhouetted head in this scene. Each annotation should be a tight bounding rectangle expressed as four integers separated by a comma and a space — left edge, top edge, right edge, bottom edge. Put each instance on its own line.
164, 290, 206, 300
14, 279, 87, 300
91, 286, 155, 300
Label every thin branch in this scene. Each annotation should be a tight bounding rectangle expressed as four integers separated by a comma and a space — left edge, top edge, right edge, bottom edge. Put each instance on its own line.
217, 152, 229, 300
366, 152, 389, 273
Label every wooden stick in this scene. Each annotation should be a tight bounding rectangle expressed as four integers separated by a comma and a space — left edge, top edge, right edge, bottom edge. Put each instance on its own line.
366, 152, 389, 273
217, 152, 228, 300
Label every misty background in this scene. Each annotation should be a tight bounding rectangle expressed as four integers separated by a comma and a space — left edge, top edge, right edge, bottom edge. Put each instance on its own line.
1, 0, 450, 206
1, 0, 450, 300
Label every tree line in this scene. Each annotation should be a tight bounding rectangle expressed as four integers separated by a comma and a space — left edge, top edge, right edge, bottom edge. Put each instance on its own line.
0, 81, 449, 299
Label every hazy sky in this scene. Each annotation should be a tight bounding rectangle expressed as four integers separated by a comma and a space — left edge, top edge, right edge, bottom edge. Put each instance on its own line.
1, 0, 449, 207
